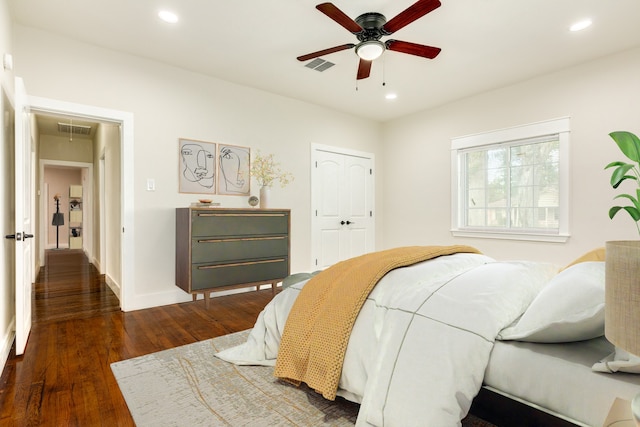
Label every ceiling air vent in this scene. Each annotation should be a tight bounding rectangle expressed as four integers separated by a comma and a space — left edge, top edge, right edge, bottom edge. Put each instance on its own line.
57, 122, 92, 136
304, 58, 335, 72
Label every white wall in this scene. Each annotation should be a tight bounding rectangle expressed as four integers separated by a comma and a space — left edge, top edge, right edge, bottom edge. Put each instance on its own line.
12, 25, 384, 309
382, 47, 640, 265
0, 0, 15, 373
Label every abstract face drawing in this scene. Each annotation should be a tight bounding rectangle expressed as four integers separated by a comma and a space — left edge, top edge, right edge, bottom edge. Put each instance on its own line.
181, 143, 215, 189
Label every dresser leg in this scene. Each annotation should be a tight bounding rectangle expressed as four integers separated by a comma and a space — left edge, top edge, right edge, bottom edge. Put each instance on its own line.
204, 292, 211, 309
271, 282, 276, 295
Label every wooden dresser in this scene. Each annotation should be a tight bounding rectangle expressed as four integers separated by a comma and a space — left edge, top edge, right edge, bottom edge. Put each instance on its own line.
175, 207, 290, 307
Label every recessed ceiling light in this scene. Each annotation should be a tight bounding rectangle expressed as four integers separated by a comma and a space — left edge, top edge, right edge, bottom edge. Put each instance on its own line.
385, 93, 398, 100
158, 10, 179, 24
570, 19, 592, 32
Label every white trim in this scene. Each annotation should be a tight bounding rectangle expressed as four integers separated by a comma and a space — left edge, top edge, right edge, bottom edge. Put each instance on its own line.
0, 317, 15, 374
105, 273, 120, 300
312, 143, 374, 160
452, 117, 571, 149
451, 230, 570, 243
451, 117, 570, 242
27, 95, 135, 311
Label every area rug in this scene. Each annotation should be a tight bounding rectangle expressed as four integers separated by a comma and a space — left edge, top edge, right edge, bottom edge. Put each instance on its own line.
111, 330, 494, 426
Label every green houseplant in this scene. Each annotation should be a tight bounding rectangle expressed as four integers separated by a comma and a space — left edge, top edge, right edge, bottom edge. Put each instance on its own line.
605, 131, 640, 235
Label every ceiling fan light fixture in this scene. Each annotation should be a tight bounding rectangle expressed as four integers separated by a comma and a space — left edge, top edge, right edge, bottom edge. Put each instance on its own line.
356, 41, 385, 61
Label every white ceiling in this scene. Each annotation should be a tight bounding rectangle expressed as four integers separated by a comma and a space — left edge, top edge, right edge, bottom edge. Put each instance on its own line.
8, 0, 640, 122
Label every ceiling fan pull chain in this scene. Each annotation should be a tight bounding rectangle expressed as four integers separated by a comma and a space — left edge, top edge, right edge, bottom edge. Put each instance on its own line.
382, 55, 386, 87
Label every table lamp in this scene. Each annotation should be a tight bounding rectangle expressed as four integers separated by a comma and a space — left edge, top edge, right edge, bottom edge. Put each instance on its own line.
605, 241, 640, 425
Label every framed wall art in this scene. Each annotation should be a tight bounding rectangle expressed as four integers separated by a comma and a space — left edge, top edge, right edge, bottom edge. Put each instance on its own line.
217, 144, 250, 196
179, 138, 216, 194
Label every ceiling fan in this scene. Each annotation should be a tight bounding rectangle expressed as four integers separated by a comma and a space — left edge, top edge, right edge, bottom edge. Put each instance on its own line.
297, 0, 442, 80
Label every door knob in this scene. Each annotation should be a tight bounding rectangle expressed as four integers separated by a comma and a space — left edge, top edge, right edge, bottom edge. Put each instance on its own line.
5, 234, 15, 239
24, 233, 34, 239
340, 221, 346, 225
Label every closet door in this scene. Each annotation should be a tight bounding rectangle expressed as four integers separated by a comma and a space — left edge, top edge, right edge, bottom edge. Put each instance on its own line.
311, 147, 374, 270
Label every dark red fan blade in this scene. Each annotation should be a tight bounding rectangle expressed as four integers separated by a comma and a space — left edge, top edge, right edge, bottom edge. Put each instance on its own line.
316, 3, 363, 34
382, 0, 441, 34
386, 40, 441, 59
356, 58, 372, 80
297, 43, 355, 61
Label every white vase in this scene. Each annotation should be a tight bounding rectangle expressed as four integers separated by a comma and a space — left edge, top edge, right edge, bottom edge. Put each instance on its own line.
259, 186, 270, 209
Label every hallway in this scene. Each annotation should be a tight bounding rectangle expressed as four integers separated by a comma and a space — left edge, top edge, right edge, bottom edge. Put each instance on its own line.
33, 250, 120, 324
0, 250, 274, 425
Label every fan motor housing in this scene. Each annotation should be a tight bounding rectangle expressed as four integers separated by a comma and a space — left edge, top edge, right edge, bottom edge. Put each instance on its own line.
355, 12, 387, 41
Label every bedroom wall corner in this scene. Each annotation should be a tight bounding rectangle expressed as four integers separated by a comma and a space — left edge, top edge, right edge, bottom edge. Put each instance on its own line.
381, 47, 640, 265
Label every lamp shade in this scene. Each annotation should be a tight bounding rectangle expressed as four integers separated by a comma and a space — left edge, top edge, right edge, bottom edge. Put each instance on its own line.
52, 212, 64, 226
605, 240, 640, 356
356, 41, 385, 61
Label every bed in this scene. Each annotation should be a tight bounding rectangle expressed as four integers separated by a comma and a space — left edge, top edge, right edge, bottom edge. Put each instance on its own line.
216, 246, 640, 426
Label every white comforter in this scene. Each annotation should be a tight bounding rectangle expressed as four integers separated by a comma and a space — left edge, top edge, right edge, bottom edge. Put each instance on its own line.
216, 253, 558, 426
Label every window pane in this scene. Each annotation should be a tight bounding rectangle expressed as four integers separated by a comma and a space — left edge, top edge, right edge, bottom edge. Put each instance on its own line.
487, 208, 507, 227
468, 188, 485, 208
459, 136, 561, 233
467, 208, 485, 227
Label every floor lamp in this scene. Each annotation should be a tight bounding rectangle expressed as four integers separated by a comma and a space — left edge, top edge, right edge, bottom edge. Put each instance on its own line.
51, 195, 64, 249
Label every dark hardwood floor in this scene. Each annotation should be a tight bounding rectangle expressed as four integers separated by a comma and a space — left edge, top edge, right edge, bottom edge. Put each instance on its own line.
0, 250, 276, 426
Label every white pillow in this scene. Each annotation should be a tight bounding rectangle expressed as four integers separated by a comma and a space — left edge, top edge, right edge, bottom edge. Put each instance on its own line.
497, 261, 604, 343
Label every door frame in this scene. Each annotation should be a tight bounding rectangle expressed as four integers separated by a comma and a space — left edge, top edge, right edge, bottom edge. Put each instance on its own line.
39, 160, 93, 254
310, 143, 375, 270
27, 95, 135, 311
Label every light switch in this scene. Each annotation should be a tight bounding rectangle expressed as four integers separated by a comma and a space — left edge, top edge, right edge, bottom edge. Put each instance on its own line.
146, 179, 155, 191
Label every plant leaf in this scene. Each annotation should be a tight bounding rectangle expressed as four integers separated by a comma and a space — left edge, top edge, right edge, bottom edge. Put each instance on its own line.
609, 206, 623, 219
610, 163, 636, 188
605, 161, 627, 169
610, 131, 640, 162
622, 206, 640, 221
613, 193, 640, 205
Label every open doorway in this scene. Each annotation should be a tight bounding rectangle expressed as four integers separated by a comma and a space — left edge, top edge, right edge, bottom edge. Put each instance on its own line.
31, 106, 126, 306
41, 163, 91, 252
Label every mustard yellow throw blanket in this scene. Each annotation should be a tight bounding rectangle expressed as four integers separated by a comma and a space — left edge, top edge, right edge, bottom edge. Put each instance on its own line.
273, 245, 480, 400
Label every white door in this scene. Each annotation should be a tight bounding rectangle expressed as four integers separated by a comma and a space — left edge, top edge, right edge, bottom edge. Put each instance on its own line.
311, 147, 374, 269
13, 77, 34, 355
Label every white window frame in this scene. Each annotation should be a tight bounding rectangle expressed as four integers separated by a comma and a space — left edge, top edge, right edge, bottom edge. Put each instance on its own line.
451, 117, 570, 243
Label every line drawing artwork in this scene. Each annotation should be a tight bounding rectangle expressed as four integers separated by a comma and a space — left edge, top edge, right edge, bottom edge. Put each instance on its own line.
217, 144, 250, 195
179, 139, 216, 194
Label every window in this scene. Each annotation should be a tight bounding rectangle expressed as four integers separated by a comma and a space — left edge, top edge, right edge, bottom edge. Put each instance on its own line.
451, 118, 570, 242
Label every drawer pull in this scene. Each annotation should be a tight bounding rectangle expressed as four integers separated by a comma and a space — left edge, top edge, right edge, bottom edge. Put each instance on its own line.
198, 258, 286, 270
197, 213, 286, 218
197, 236, 286, 243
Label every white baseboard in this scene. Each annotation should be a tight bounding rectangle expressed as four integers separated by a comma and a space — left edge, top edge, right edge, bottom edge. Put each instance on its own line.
1, 317, 15, 377
92, 256, 101, 275
105, 274, 121, 300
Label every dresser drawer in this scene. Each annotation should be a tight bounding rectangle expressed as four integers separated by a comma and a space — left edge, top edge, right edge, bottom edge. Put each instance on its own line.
191, 211, 289, 237
191, 258, 289, 290
192, 236, 288, 264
